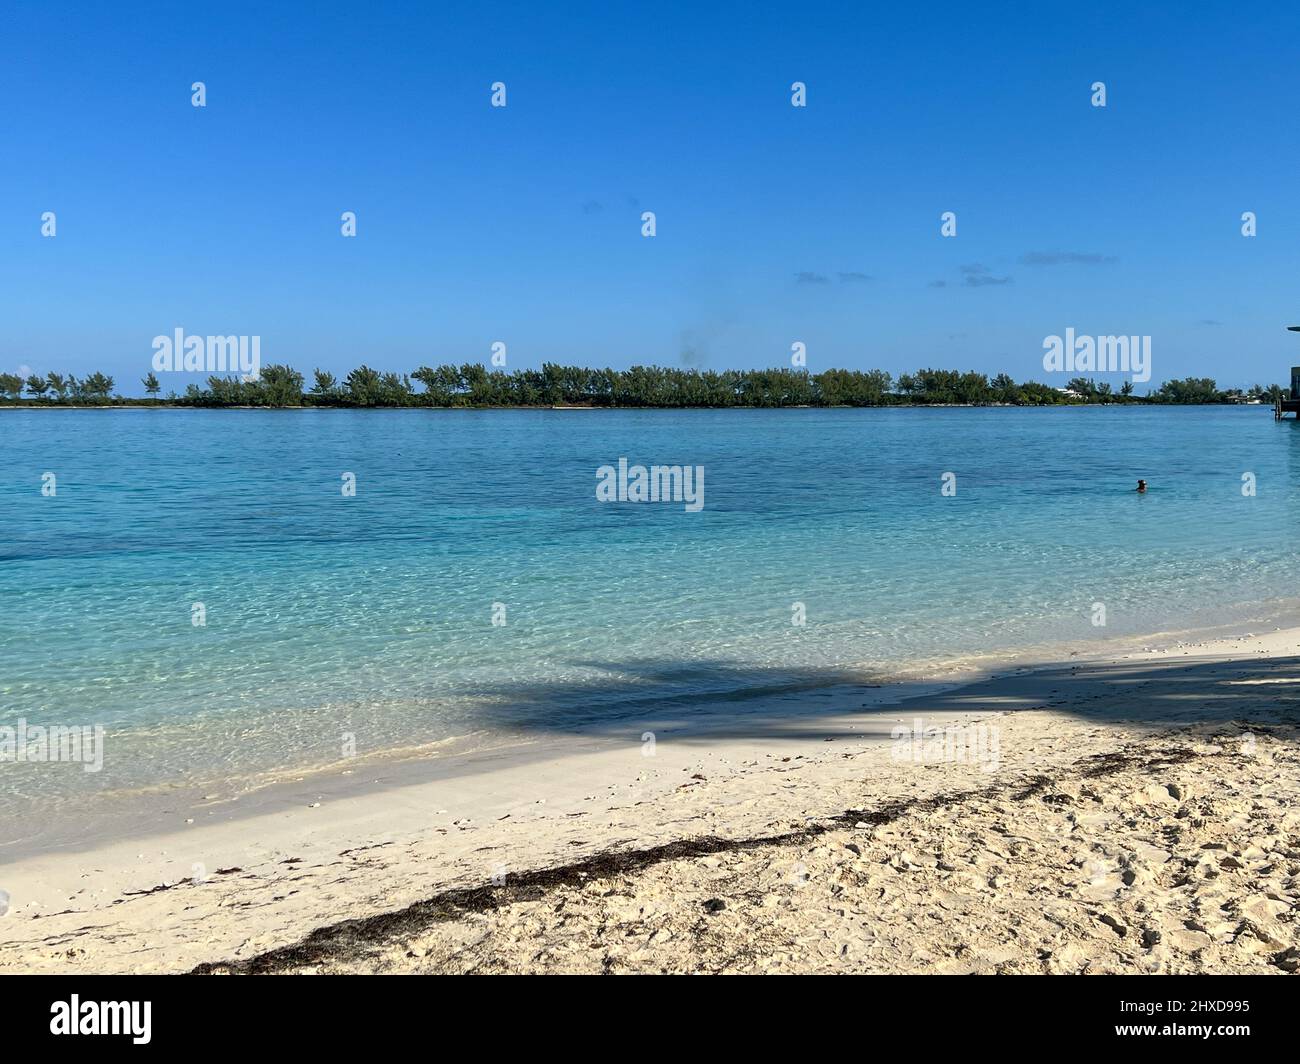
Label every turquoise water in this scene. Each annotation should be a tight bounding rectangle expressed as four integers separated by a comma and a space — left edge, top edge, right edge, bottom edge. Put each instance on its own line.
2, 406, 1298, 801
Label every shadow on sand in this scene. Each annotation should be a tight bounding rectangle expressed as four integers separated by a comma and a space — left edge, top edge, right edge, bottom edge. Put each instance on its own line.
429, 649, 1300, 745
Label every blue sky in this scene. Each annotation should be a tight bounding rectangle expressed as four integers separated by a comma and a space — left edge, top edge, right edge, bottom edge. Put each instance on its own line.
3, 0, 1299, 393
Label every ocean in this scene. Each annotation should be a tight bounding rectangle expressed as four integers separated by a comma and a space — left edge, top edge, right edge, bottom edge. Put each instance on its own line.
2, 405, 1297, 812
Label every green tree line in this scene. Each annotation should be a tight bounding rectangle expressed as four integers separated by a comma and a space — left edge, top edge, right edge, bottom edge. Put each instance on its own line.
0, 364, 1290, 408
0, 371, 116, 403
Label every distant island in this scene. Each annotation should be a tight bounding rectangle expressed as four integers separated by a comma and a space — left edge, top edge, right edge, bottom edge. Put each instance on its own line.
0, 365, 1288, 408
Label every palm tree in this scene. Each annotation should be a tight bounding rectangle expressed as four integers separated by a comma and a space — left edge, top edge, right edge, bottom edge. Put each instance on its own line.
46, 372, 69, 400
26, 375, 50, 399
143, 372, 161, 398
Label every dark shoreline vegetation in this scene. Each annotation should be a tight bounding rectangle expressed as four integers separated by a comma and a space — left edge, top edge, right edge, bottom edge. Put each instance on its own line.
0, 365, 1287, 408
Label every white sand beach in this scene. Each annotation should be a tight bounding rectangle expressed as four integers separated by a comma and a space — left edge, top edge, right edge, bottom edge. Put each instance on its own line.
2, 626, 1298, 975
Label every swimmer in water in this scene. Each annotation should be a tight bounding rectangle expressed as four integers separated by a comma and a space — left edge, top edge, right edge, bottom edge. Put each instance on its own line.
1136, 479, 1147, 493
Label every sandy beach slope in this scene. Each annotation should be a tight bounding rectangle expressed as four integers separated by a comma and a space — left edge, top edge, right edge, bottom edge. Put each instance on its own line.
2, 629, 1298, 975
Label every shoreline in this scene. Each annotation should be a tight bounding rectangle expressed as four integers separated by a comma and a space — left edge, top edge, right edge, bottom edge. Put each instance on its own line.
2, 620, 1298, 973
7, 605, 1300, 865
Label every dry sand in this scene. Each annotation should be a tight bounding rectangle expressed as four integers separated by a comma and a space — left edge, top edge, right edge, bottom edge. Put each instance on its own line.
2, 628, 1298, 975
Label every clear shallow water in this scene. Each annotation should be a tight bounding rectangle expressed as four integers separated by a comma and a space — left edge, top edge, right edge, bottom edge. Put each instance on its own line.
2, 406, 1298, 803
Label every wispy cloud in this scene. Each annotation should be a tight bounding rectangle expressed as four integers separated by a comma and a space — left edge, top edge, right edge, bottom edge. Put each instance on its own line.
961, 263, 1012, 287
796, 270, 872, 285
1019, 250, 1117, 266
